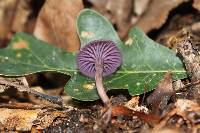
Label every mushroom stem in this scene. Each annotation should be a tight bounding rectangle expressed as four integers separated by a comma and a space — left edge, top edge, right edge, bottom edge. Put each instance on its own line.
95, 59, 109, 106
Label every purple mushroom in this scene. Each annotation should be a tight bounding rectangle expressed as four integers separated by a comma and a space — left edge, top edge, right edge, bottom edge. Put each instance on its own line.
77, 40, 122, 123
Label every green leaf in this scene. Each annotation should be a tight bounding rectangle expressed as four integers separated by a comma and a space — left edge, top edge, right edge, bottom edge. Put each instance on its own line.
0, 32, 98, 101
0, 9, 187, 102
66, 9, 187, 101
109, 27, 187, 95
0, 33, 77, 76
76, 9, 122, 46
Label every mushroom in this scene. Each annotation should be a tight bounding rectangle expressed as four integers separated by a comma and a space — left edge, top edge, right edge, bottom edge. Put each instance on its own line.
77, 40, 122, 122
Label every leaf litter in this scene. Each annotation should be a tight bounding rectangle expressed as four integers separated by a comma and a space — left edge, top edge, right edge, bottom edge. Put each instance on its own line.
0, 0, 200, 132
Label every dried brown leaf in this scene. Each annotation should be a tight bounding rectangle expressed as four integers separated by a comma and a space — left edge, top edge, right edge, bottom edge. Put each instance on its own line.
147, 72, 174, 114
0, 107, 75, 131
0, 108, 41, 131
125, 96, 140, 110
136, 0, 189, 33
34, 0, 83, 52
193, 0, 200, 11
134, 0, 150, 16
112, 105, 159, 124
153, 99, 200, 132
33, 108, 74, 129
90, 0, 133, 38
112, 105, 133, 117
0, 0, 17, 40
11, 0, 32, 32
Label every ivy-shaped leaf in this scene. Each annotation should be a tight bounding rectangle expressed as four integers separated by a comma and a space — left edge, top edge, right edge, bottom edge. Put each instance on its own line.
0, 9, 187, 101
0, 33, 77, 76
66, 9, 187, 100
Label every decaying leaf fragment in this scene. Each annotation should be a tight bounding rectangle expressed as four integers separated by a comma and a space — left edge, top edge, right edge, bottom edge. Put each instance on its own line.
0, 107, 75, 132
177, 40, 200, 101
34, 0, 83, 52
153, 99, 200, 132
147, 72, 174, 114
33, 108, 72, 130
0, 108, 41, 131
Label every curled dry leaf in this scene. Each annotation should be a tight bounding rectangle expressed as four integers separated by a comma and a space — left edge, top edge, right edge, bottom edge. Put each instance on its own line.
147, 72, 174, 115
112, 105, 159, 124
153, 99, 200, 132
34, 0, 83, 52
136, 0, 189, 33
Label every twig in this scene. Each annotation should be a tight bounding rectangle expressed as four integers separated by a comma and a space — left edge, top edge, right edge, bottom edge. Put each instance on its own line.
0, 78, 63, 106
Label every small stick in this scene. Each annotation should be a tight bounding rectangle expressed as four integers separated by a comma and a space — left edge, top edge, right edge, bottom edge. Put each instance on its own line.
0, 78, 63, 106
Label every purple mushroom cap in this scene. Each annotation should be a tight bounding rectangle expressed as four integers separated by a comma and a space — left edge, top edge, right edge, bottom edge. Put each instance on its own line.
77, 40, 122, 78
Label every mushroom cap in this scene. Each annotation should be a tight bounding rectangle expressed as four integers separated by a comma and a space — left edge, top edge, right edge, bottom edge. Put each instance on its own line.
77, 40, 122, 78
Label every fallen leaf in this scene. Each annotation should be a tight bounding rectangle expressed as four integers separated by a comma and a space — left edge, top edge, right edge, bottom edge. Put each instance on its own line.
0, 107, 75, 132
11, 0, 32, 33
112, 105, 133, 117
193, 0, 200, 11
33, 109, 71, 129
0, 108, 41, 131
89, 0, 133, 38
0, 11, 187, 101
112, 105, 159, 124
136, 0, 189, 33
147, 72, 174, 114
34, 0, 83, 52
125, 96, 140, 110
153, 99, 200, 132
175, 99, 200, 112
148, 128, 180, 133
0, 0, 17, 40
134, 0, 150, 16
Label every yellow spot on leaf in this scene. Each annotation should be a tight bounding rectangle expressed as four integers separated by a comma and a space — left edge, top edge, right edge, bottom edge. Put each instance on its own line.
74, 88, 79, 92
136, 82, 141, 86
125, 38, 133, 46
16, 53, 22, 58
83, 83, 95, 90
12, 40, 29, 49
81, 31, 94, 38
